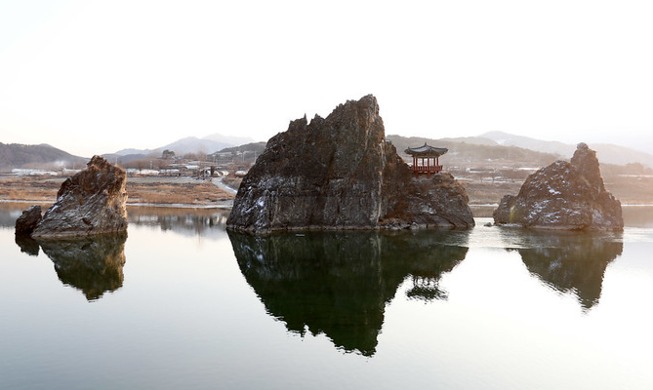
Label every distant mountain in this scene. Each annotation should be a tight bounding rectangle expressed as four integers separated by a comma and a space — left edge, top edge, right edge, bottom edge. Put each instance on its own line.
112, 148, 151, 156
387, 135, 559, 169
113, 133, 255, 157
480, 131, 572, 155
587, 143, 653, 167
437, 136, 498, 146
101, 153, 150, 166
0, 142, 87, 171
203, 133, 253, 146
480, 131, 653, 167
159, 136, 229, 155
213, 142, 267, 155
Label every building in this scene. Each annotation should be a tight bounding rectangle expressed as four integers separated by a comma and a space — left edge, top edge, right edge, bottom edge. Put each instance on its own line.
405, 143, 448, 175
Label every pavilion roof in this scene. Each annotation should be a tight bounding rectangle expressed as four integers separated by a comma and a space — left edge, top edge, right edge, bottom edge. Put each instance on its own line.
404, 143, 448, 157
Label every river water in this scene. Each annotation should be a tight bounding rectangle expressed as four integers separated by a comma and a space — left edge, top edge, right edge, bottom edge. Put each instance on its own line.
1, 205, 652, 389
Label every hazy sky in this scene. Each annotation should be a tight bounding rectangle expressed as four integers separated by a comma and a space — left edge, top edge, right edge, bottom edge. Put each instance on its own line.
1, 0, 652, 157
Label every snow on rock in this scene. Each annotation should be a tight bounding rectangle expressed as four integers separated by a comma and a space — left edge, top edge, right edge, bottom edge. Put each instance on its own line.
493, 143, 623, 230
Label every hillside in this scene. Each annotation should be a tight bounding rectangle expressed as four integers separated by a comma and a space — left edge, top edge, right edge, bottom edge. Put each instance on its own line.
0, 143, 87, 171
211, 142, 267, 156
114, 133, 256, 156
387, 135, 559, 169
480, 131, 653, 167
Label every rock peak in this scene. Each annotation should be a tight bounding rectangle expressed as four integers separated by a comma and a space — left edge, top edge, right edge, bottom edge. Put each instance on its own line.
335, 94, 378, 111
29, 156, 128, 239
570, 142, 604, 192
89, 155, 112, 168
352, 94, 379, 113
227, 95, 474, 233
493, 143, 622, 230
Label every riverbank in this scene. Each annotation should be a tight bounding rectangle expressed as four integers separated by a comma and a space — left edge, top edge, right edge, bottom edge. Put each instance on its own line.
1, 174, 650, 217
0, 175, 236, 209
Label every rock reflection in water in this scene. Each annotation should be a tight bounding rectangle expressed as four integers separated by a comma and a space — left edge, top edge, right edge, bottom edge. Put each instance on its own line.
127, 207, 229, 236
37, 233, 127, 301
15, 235, 40, 256
228, 230, 469, 356
503, 230, 623, 309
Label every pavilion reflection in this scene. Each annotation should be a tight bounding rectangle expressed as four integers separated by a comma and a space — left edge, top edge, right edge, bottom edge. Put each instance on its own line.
36, 233, 128, 301
228, 230, 469, 356
501, 230, 623, 310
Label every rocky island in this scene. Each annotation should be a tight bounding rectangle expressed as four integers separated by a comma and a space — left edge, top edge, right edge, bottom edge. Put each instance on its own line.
226, 95, 474, 233
15, 155, 128, 238
493, 143, 623, 230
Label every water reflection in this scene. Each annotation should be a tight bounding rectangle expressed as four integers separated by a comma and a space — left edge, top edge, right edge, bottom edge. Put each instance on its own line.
127, 207, 228, 237
0, 203, 26, 228
622, 206, 653, 228
501, 230, 623, 309
36, 234, 127, 301
15, 234, 40, 256
229, 230, 469, 356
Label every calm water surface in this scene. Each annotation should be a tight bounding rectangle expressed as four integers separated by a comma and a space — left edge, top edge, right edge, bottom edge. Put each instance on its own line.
1, 205, 653, 389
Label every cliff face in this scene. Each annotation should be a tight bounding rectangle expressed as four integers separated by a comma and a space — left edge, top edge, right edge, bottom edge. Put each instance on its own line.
493, 143, 623, 230
31, 156, 128, 238
227, 95, 474, 233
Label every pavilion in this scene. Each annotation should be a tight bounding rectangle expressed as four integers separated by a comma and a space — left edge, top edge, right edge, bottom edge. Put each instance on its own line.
405, 143, 448, 175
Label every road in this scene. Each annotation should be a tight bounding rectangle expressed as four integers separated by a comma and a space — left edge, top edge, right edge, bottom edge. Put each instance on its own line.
212, 177, 238, 195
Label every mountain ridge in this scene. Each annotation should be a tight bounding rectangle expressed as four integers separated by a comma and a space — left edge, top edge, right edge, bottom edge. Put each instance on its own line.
2, 131, 651, 171
479, 131, 653, 167
0, 142, 87, 171
113, 133, 255, 156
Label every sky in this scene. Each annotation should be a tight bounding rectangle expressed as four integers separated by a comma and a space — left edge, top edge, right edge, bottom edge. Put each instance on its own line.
1, 0, 652, 158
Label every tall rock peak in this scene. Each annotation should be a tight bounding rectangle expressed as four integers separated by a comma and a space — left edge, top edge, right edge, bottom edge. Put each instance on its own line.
227, 95, 474, 233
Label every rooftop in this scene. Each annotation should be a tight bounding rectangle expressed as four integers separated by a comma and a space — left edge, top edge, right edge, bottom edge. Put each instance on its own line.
405, 143, 448, 157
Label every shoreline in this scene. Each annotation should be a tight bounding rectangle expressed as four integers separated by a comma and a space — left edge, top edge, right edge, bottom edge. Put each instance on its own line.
0, 198, 233, 209
3, 198, 651, 213
127, 201, 232, 209
2, 175, 651, 215
0, 175, 236, 209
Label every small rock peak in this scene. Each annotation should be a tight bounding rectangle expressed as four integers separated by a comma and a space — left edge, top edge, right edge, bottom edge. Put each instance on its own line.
15, 205, 43, 237
88, 155, 116, 171
353, 95, 380, 121
570, 142, 604, 191
29, 155, 128, 239
356, 94, 379, 114
89, 155, 106, 166
327, 95, 380, 123
570, 142, 597, 167
493, 142, 621, 230
288, 115, 308, 131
